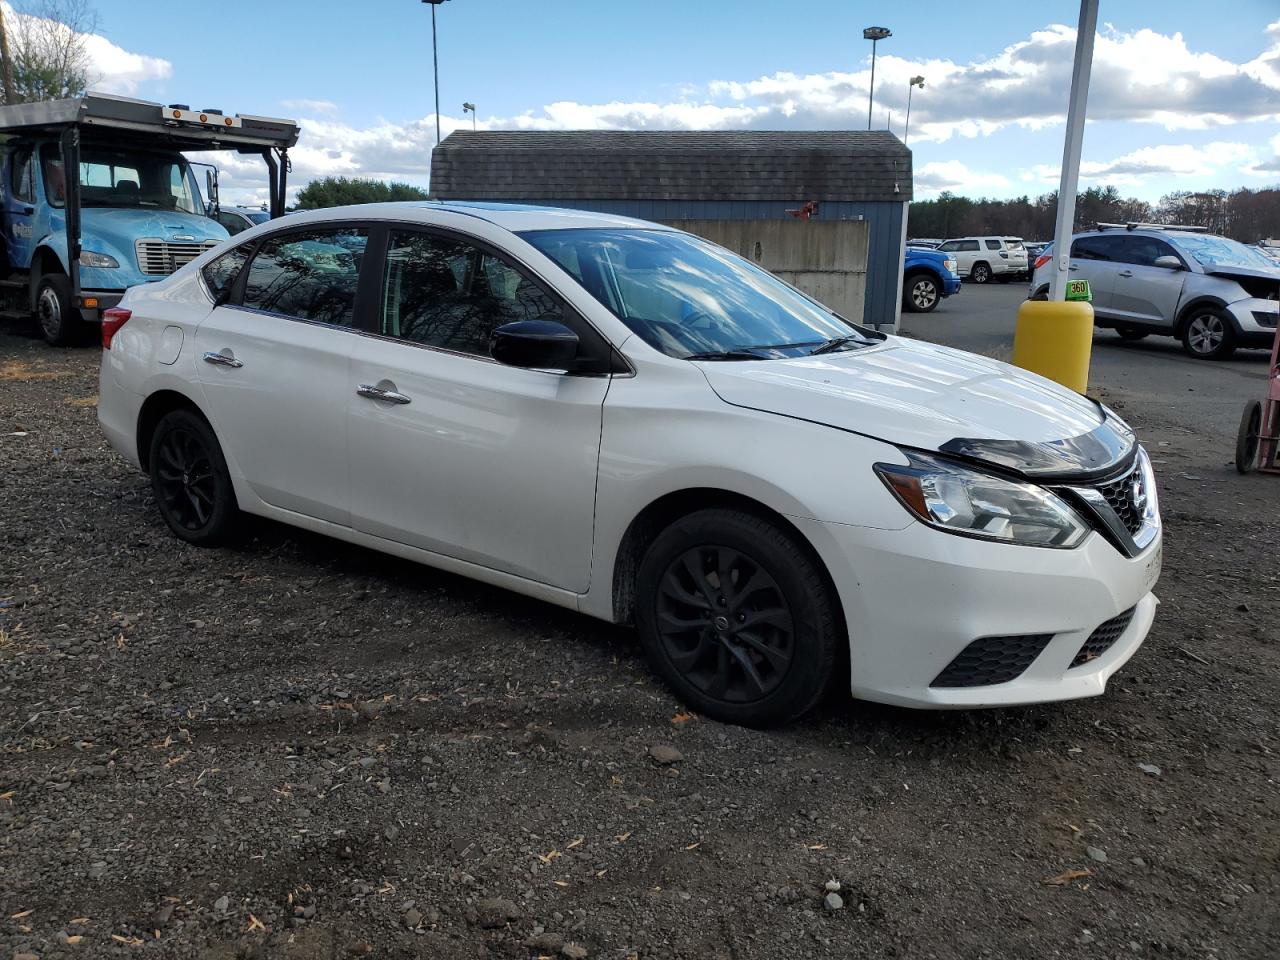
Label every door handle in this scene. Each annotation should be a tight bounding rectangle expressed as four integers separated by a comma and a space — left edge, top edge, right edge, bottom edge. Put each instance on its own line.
357, 384, 412, 405
1118, 270, 1134, 278
202, 351, 243, 368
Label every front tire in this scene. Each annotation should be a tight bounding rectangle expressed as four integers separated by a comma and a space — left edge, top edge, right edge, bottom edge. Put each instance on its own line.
35, 273, 86, 346
635, 508, 841, 728
149, 409, 242, 546
903, 272, 940, 313
970, 262, 991, 284
1181, 308, 1236, 360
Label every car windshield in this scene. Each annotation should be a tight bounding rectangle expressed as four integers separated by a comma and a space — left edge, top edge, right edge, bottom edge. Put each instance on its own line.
247, 211, 271, 224
41, 145, 201, 214
1169, 233, 1278, 271
520, 228, 880, 359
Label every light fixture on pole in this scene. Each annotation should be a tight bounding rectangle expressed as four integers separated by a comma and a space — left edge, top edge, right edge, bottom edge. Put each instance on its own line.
904, 76, 924, 144
463, 101, 476, 131
863, 26, 891, 131
421, 0, 449, 145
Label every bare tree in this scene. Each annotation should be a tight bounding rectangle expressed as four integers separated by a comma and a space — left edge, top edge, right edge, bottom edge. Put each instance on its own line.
0, 6, 17, 105
2, 0, 98, 104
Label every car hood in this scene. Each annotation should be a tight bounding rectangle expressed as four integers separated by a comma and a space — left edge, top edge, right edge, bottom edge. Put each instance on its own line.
81, 207, 229, 247
699, 337, 1131, 478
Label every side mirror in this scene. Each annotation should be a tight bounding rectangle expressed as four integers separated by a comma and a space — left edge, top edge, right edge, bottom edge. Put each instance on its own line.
490, 319, 579, 370
1153, 255, 1182, 270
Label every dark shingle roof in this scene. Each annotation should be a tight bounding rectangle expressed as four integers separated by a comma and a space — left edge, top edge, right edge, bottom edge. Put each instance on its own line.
430, 130, 912, 203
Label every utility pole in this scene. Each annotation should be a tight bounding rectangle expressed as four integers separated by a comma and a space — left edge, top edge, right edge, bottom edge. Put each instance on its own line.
0, 5, 16, 106
904, 76, 924, 145
1049, 0, 1098, 301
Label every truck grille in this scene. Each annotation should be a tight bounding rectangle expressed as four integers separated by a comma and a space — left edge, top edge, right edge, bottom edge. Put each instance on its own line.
135, 239, 220, 276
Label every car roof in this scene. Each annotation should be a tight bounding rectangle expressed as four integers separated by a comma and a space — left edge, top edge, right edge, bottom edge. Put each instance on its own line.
280, 201, 664, 233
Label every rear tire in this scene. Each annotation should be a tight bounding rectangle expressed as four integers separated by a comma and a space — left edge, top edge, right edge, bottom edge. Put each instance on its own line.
35, 273, 87, 346
635, 508, 841, 728
970, 262, 991, 284
149, 409, 242, 546
1180, 307, 1236, 360
903, 272, 940, 313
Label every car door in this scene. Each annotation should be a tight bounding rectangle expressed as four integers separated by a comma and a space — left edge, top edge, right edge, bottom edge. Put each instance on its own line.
5, 146, 38, 268
1108, 235, 1186, 330
194, 225, 373, 526
939, 240, 976, 277
347, 227, 612, 593
1066, 235, 1120, 313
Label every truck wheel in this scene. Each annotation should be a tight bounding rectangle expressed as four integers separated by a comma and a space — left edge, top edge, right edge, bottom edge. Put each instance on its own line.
35, 273, 86, 346
903, 272, 940, 313
970, 262, 991, 284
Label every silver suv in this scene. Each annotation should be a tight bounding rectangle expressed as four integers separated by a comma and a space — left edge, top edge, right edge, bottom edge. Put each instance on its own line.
1030, 224, 1280, 360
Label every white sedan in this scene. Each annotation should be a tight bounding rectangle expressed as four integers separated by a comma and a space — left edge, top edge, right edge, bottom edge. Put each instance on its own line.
99, 202, 1162, 727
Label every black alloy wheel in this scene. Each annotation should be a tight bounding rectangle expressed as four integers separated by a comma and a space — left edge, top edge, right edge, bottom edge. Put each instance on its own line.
655, 545, 795, 703
636, 508, 840, 727
149, 409, 241, 546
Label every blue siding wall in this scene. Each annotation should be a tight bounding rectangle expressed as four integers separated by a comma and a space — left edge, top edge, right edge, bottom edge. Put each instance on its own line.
528, 198, 904, 328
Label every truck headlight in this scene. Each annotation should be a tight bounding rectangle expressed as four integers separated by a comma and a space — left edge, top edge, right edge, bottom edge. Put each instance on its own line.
944, 258, 958, 273
80, 250, 119, 268
875, 451, 1088, 548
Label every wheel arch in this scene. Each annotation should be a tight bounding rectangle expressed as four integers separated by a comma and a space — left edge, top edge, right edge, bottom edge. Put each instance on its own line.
136, 388, 210, 472
609, 487, 843, 631
28, 244, 67, 309
903, 266, 942, 289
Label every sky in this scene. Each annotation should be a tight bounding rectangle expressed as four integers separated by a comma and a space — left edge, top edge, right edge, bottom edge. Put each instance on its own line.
48, 0, 1280, 206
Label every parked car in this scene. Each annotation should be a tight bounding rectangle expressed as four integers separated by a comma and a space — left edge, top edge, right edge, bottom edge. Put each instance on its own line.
1258, 240, 1280, 265
99, 202, 1162, 727
937, 236, 1028, 283
1030, 226, 1280, 359
903, 246, 961, 312
213, 204, 272, 236
1024, 241, 1049, 264
906, 238, 942, 249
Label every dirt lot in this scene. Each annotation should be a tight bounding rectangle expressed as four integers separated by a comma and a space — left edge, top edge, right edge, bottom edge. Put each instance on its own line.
2, 323, 1278, 960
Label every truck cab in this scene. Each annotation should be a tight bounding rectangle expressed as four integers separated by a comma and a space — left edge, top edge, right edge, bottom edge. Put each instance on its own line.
0, 92, 299, 344
2, 140, 229, 342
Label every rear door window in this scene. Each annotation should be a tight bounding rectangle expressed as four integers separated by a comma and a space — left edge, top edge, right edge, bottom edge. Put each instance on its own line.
985, 239, 1002, 251
242, 228, 368, 326
202, 246, 252, 301
1071, 236, 1121, 261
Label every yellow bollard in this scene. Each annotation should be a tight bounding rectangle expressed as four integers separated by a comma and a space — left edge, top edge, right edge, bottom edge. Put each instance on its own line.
1012, 299, 1094, 394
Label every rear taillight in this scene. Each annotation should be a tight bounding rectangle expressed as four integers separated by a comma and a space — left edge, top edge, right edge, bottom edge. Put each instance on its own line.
101, 307, 131, 349
1033, 254, 1051, 270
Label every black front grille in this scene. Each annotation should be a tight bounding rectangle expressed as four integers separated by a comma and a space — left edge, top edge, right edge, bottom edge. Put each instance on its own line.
1096, 469, 1144, 536
1070, 607, 1137, 668
931, 633, 1054, 688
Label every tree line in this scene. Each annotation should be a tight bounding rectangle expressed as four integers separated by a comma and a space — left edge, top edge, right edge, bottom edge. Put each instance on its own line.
908, 185, 1280, 243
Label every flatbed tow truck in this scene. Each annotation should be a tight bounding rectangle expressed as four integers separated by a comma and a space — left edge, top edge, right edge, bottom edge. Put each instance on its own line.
0, 92, 298, 344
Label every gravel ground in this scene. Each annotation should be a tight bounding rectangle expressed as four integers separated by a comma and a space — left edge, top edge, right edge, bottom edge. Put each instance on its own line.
2, 321, 1278, 960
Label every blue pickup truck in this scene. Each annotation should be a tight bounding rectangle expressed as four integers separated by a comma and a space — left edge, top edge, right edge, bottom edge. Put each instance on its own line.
903, 246, 961, 313
0, 93, 298, 345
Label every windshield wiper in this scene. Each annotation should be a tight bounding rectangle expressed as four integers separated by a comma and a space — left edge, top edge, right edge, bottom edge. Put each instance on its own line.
810, 335, 872, 356
683, 349, 769, 361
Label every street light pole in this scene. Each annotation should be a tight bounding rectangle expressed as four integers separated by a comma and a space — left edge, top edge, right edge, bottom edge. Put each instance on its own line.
1049, 0, 1098, 301
863, 26, 891, 131
463, 101, 476, 131
422, 0, 448, 145
904, 75, 924, 145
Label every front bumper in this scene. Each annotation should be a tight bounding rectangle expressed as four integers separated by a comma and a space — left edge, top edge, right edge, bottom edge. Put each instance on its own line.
942, 274, 962, 296
77, 288, 124, 323
793, 517, 1162, 709
1226, 297, 1279, 349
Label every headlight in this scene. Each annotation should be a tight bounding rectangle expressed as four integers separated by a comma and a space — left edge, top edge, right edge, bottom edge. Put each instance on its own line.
79, 250, 119, 268
875, 451, 1088, 548
944, 258, 958, 273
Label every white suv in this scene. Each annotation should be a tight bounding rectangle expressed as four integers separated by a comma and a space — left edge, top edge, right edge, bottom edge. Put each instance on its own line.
98, 202, 1162, 727
938, 236, 1029, 283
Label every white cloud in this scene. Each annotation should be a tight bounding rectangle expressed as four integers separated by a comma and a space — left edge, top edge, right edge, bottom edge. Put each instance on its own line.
81, 33, 171, 95
281, 98, 339, 115
1026, 141, 1262, 189
915, 160, 1011, 195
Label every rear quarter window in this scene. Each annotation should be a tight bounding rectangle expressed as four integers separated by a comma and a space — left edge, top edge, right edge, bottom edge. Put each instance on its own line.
202, 246, 251, 302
